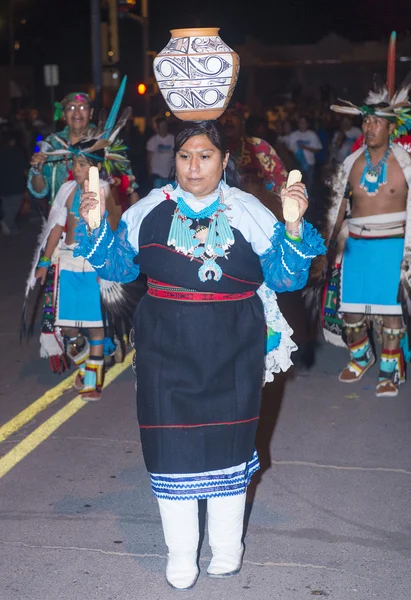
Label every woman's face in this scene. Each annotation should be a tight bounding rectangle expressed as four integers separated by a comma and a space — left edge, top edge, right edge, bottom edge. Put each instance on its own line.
175, 134, 229, 199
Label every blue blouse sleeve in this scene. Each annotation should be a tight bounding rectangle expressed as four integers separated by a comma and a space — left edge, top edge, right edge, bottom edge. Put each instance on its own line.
260, 221, 326, 293
74, 215, 140, 283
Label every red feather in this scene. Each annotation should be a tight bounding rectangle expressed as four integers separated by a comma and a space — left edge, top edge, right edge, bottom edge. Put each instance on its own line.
387, 31, 397, 100
120, 174, 130, 194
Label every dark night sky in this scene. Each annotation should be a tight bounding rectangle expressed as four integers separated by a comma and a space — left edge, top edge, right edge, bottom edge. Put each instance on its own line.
3, 0, 411, 60
147, 0, 411, 48
3, 0, 411, 58
1, 0, 411, 99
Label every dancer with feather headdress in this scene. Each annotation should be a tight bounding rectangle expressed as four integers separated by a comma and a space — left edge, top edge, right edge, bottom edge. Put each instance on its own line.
23, 79, 145, 399
323, 32, 411, 398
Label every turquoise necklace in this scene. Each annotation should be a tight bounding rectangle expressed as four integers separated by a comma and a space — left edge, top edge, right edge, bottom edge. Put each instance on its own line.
167, 190, 235, 282
70, 185, 82, 219
359, 146, 391, 196
176, 196, 220, 219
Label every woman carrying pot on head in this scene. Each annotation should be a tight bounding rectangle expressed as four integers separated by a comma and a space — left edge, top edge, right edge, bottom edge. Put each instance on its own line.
75, 119, 326, 590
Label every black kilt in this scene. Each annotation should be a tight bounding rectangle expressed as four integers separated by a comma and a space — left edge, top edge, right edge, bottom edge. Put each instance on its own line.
133, 293, 266, 474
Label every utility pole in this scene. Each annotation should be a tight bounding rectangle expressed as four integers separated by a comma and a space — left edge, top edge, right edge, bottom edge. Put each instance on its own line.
142, 0, 150, 126
9, 0, 15, 68
107, 0, 120, 64
90, 0, 103, 114
128, 0, 150, 126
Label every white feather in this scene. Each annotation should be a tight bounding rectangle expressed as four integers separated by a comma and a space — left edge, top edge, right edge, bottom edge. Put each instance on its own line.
364, 87, 390, 105
39, 331, 64, 358
330, 104, 361, 116
43, 149, 72, 156
323, 328, 347, 348
390, 73, 411, 105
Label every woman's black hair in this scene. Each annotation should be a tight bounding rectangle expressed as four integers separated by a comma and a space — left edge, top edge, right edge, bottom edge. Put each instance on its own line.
169, 120, 243, 190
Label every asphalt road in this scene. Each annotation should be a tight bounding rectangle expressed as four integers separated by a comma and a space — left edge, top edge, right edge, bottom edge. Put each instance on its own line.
0, 220, 410, 600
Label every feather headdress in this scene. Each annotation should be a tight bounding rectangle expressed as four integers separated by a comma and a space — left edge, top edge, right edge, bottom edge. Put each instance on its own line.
330, 32, 411, 137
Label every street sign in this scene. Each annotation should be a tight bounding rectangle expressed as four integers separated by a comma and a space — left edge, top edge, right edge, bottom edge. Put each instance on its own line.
44, 65, 59, 87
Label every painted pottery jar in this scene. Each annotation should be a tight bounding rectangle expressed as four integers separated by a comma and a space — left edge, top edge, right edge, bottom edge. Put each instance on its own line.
153, 27, 240, 121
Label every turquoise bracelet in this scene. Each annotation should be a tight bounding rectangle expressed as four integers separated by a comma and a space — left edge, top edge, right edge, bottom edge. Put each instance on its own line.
285, 231, 302, 242
285, 221, 303, 243
37, 256, 51, 268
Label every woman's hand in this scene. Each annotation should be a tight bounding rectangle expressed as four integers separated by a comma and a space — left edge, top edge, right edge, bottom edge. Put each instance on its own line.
79, 180, 106, 227
30, 151, 47, 172
35, 266, 48, 285
280, 182, 308, 231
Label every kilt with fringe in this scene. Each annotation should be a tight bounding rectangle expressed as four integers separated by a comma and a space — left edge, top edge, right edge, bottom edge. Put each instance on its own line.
340, 236, 404, 315
54, 244, 103, 328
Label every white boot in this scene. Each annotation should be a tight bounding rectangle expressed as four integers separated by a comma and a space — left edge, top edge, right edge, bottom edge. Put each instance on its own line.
207, 493, 246, 577
157, 498, 199, 590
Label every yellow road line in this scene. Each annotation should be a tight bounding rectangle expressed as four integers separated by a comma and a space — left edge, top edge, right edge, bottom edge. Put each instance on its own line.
0, 372, 77, 443
0, 353, 133, 479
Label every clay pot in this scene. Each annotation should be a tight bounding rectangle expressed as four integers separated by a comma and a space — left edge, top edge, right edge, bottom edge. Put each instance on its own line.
153, 27, 240, 121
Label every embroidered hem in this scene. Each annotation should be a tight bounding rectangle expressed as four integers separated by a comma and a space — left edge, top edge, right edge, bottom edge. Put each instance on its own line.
150, 450, 260, 501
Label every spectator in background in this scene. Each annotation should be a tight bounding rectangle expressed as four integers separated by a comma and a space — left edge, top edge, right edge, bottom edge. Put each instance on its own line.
12, 109, 36, 162
315, 113, 332, 168
277, 119, 293, 150
220, 103, 288, 221
30, 108, 53, 141
287, 116, 322, 195
276, 119, 298, 172
0, 129, 28, 234
329, 116, 362, 166
219, 103, 288, 204
122, 114, 144, 184
245, 114, 277, 148
146, 117, 175, 188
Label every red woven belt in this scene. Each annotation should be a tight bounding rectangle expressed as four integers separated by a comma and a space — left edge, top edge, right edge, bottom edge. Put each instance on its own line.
349, 232, 404, 240
147, 279, 255, 302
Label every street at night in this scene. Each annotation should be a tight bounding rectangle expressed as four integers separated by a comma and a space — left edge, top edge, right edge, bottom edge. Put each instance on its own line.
2, 0, 411, 598
0, 220, 410, 600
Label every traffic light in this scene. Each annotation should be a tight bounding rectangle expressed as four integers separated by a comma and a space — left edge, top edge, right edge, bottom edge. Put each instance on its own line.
117, 0, 136, 17
136, 78, 158, 96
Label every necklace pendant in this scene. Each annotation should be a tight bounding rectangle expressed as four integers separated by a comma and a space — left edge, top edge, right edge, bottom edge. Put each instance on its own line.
169, 193, 235, 283
365, 170, 378, 183
198, 258, 223, 282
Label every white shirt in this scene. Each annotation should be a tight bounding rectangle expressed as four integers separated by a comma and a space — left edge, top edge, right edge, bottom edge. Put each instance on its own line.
146, 133, 175, 178
287, 129, 322, 166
